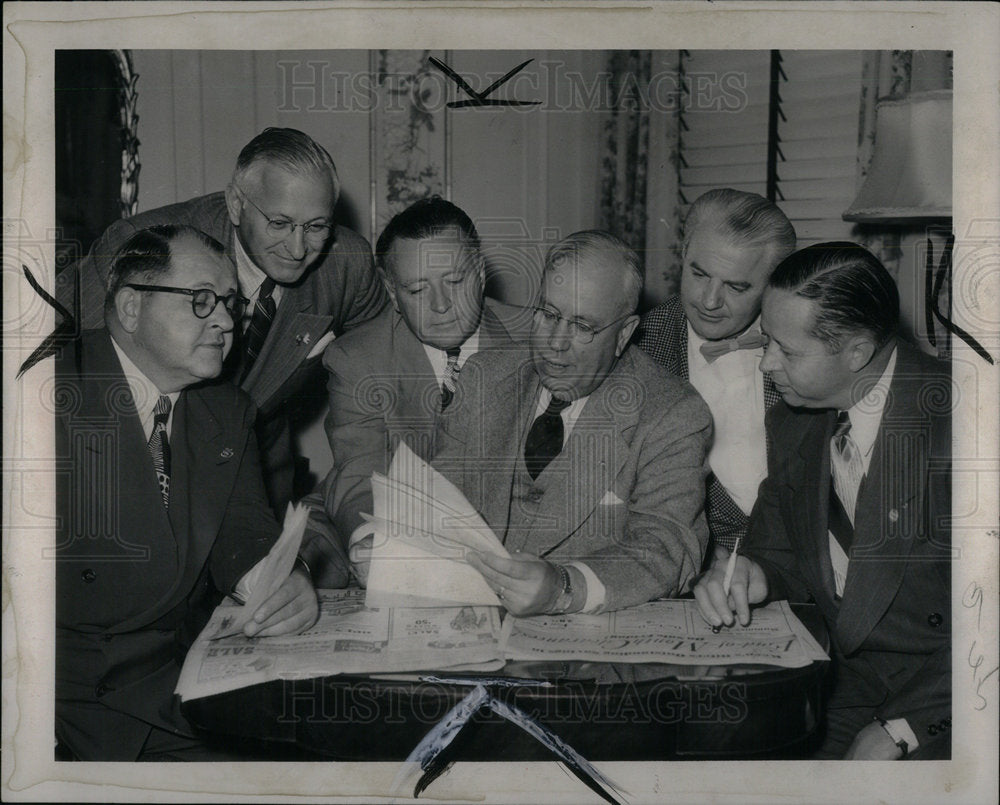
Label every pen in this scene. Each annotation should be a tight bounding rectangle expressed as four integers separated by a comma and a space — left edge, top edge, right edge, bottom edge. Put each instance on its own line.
712, 536, 742, 634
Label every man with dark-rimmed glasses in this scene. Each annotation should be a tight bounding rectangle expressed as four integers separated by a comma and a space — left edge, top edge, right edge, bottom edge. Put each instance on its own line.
55, 224, 319, 760
433, 230, 713, 616
60, 127, 388, 518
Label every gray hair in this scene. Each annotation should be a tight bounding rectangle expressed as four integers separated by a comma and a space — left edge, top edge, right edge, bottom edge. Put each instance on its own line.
684, 188, 796, 270
544, 230, 643, 316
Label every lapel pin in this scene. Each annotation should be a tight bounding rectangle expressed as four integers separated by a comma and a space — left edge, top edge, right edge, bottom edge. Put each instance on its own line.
220, 447, 234, 459
295, 333, 311, 346
888, 508, 899, 523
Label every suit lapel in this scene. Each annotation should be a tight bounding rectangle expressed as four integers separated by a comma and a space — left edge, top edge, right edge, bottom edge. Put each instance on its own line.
392, 313, 439, 418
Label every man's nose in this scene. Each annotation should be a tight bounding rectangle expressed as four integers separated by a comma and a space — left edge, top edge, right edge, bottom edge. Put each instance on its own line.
284, 225, 307, 260
702, 280, 724, 310
759, 341, 779, 373
428, 283, 451, 314
210, 300, 235, 332
547, 319, 572, 351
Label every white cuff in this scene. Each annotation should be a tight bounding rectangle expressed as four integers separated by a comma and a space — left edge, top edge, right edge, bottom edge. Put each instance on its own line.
567, 561, 606, 613
231, 556, 266, 604
885, 718, 920, 752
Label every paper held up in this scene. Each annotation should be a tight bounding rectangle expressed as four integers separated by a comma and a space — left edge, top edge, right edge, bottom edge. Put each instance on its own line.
207, 502, 309, 640
355, 442, 508, 609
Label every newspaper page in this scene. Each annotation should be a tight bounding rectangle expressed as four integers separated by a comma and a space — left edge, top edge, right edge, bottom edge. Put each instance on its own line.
501, 600, 829, 668
177, 589, 504, 701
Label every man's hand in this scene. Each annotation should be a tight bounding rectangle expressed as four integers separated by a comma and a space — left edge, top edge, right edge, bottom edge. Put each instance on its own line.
244, 566, 318, 637
467, 551, 561, 617
692, 545, 768, 628
843, 721, 904, 760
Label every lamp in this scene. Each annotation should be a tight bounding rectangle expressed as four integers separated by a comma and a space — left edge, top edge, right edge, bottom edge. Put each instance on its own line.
843, 90, 952, 223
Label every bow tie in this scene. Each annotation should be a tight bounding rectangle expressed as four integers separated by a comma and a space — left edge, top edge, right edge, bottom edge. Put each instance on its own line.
699, 331, 766, 363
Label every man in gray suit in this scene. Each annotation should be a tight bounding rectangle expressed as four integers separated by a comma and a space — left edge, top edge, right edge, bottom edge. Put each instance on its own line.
58, 127, 388, 516
304, 198, 528, 584
434, 231, 712, 616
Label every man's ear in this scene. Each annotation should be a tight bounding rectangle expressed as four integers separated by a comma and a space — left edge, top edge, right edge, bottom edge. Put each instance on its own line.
845, 333, 877, 372
224, 183, 243, 227
615, 314, 641, 356
377, 264, 400, 311
115, 287, 142, 334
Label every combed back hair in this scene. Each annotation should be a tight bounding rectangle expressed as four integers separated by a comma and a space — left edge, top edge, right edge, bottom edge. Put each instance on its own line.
684, 188, 797, 269
232, 127, 340, 203
544, 230, 643, 316
768, 241, 900, 351
104, 224, 226, 314
375, 196, 482, 274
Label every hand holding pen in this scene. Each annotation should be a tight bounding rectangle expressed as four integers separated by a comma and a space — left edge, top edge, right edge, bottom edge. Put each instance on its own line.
692, 537, 769, 630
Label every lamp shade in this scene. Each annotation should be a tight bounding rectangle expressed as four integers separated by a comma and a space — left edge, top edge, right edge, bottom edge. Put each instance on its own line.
843, 90, 952, 223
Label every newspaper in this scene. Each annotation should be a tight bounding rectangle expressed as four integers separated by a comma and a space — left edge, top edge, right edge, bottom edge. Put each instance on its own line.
176, 589, 505, 701
357, 442, 509, 609
501, 599, 829, 668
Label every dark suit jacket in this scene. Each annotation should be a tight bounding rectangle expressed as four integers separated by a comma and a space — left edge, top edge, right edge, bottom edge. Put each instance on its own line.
57, 192, 388, 512
55, 329, 280, 760
433, 344, 713, 612
744, 340, 952, 757
306, 298, 529, 567
638, 295, 780, 552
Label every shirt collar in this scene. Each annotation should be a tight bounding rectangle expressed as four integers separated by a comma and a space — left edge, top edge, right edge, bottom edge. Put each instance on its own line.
686, 316, 764, 367
421, 325, 482, 376
109, 334, 181, 438
844, 346, 898, 459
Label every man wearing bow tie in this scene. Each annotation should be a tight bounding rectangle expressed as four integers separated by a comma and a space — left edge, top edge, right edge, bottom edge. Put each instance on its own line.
694, 243, 952, 759
434, 231, 712, 616
55, 225, 318, 760
638, 188, 796, 554
59, 128, 388, 516
303, 198, 527, 584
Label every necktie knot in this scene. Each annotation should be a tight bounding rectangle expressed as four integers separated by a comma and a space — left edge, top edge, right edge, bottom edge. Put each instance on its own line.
545, 396, 572, 416
153, 394, 172, 424
833, 410, 853, 454
258, 277, 276, 302
699, 330, 766, 363
440, 347, 463, 411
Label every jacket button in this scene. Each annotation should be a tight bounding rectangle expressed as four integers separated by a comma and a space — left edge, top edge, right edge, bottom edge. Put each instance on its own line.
927, 612, 943, 627
81, 568, 97, 583
95, 683, 108, 697
928, 724, 938, 735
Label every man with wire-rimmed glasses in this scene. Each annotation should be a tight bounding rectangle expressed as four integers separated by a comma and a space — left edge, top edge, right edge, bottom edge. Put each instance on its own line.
60, 127, 388, 518
433, 230, 713, 616
54, 224, 319, 760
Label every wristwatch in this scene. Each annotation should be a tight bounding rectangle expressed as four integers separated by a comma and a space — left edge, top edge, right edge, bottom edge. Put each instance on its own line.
874, 716, 909, 758
550, 565, 573, 615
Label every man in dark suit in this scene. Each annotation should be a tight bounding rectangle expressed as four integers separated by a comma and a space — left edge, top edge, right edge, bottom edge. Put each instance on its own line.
58, 127, 388, 515
55, 225, 319, 761
638, 189, 795, 553
435, 231, 712, 616
303, 198, 528, 584
694, 243, 951, 760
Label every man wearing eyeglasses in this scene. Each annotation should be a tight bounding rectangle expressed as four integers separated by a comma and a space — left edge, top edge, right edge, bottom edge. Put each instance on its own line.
433, 230, 712, 616
60, 127, 387, 519
302, 197, 528, 585
54, 224, 319, 761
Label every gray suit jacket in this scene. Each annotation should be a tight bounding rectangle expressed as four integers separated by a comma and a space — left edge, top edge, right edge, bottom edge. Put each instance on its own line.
432, 344, 713, 612
57, 192, 388, 511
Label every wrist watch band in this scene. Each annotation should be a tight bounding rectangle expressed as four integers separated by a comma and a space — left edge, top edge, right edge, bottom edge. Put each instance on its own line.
551, 565, 573, 615
874, 716, 909, 758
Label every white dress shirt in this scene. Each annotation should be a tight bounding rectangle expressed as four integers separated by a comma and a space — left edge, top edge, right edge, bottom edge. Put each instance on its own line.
421, 327, 482, 385
110, 336, 179, 439
686, 321, 768, 515
532, 386, 606, 613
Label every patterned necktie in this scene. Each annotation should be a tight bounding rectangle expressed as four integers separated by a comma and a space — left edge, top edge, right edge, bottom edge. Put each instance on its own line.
524, 395, 572, 481
440, 347, 462, 411
242, 277, 276, 379
149, 395, 172, 508
699, 330, 766, 363
830, 410, 863, 544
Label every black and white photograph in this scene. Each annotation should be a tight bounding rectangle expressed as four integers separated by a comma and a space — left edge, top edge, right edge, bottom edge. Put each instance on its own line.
3, 2, 998, 803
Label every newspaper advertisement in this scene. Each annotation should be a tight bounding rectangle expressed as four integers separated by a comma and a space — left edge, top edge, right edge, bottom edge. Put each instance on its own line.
501, 600, 830, 668
177, 589, 505, 701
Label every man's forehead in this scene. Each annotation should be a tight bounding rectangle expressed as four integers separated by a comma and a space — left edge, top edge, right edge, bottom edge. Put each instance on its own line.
688, 227, 773, 278
390, 233, 474, 272
166, 240, 234, 286
543, 258, 622, 317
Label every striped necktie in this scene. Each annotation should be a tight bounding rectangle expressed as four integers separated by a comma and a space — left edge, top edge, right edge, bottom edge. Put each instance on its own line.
524, 395, 572, 481
149, 395, 172, 508
829, 410, 863, 551
242, 277, 276, 380
440, 347, 462, 411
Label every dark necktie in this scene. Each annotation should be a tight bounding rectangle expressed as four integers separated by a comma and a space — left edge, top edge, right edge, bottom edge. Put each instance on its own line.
524, 395, 572, 481
149, 395, 172, 508
440, 347, 462, 411
829, 411, 855, 554
699, 330, 766, 363
242, 277, 276, 380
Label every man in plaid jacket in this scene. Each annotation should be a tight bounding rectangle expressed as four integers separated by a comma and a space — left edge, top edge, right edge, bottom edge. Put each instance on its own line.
637, 189, 795, 556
